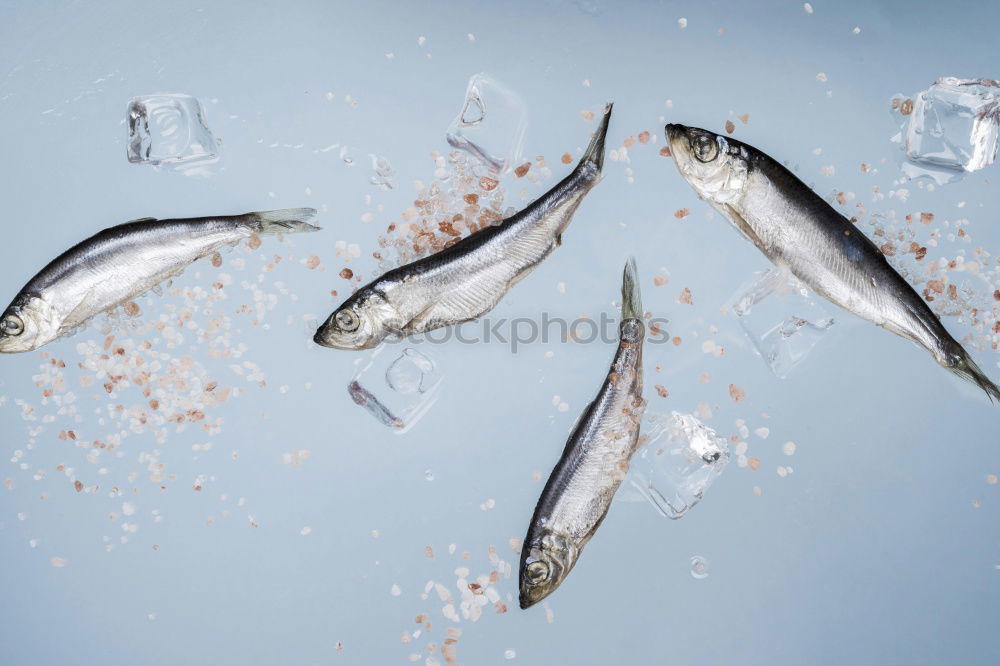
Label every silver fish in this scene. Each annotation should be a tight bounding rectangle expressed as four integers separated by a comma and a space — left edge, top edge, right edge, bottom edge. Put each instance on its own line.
0, 208, 319, 352
665, 124, 1000, 400
519, 258, 646, 609
314, 104, 613, 350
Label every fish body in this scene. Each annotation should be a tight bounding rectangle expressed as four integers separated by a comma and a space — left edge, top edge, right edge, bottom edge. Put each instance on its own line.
0, 208, 319, 352
314, 104, 613, 350
519, 258, 645, 609
665, 124, 999, 400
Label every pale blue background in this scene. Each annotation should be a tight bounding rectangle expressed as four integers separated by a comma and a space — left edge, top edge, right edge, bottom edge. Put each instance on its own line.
1, 1, 998, 664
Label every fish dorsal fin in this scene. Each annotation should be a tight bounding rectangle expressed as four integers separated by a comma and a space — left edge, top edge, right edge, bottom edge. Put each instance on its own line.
723, 204, 766, 251
126, 216, 157, 224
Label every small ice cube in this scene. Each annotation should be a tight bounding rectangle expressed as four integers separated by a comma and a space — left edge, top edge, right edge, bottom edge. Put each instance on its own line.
904, 78, 999, 173
386, 348, 438, 394
350, 347, 442, 433
728, 268, 834, 378
446, 73, 527, 174
127, 94, 218, 171
370, 154, 397, 190
627, 411, 729, 519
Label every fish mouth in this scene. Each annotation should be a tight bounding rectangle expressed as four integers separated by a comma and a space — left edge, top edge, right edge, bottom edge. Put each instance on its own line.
664, 123, 686, 140
312, 325, 377, 351
518, 586, 548, 610
312, 327, 346, 349
664, 123, 689, 154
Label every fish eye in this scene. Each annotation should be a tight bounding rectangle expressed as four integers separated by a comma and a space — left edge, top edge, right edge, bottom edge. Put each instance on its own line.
335, 309, 360, 332
1, 314, 24, 336
693, 135, 719, 163
526, 561, 550, 584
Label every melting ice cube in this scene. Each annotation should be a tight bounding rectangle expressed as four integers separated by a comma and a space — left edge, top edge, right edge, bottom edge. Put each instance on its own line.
728, 267, 835, 378
891, 78, 1000, 183
627, 411, 729, 520
905, 78, 999, 171
127, 94, 218, 172
385, 348, 437, 393
348, 347, 442, 433
369, 154, 396, 190
446, 73, 527, 174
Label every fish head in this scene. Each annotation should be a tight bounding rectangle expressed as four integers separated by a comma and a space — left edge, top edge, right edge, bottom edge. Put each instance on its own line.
314, 291, 390, 350
518, 529, 579, 609
665, 124, 749, 205
0, 296, 56, 353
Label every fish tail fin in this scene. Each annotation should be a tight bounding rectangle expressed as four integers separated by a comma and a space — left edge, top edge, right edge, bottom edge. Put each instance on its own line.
943, 344, 1000, 403
621, 256, 642, 322
580, 102, 613, 173
247, 208, 321, 234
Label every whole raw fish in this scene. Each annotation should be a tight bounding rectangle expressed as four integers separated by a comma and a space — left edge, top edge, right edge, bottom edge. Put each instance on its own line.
0, 208, 319, 352
314, 105, 613, 350
519, 258, 646, 609
665, 124, 999, 400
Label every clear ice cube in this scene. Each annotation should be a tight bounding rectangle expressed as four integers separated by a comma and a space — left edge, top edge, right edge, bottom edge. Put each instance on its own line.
369, 154, 396, 190
904, 78, 1000, 173
627, 411, 730, 520
127, 94, 218, 170
445, 73, 527, 174
728, 267, 835, 378
349, 347, 442, 433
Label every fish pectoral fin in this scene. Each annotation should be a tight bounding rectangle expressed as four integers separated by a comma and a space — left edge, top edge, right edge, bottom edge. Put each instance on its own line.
404, 278, 504, 332
723, 204, 766, 251
402, 302, 439, 333
61, 290, 103, 331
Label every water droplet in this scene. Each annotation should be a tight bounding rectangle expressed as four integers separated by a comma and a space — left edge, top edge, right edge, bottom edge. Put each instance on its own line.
424, 469, 435, 481
690, 555, 708, 579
